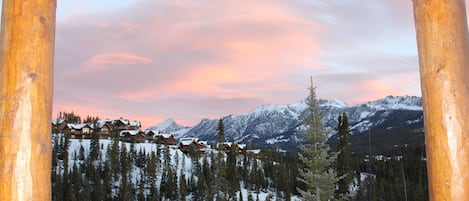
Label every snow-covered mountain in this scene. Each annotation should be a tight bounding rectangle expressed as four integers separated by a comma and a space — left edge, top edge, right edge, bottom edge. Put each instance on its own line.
153, 95, 424, 150
148, 118, 190, 139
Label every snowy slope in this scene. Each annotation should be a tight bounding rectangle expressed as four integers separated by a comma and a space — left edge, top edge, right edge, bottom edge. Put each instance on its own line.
60, 137, 300, 201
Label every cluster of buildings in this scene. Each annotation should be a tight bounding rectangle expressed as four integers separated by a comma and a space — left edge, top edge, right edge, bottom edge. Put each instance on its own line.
51, 117, 249, 154
52, 118, 141, 140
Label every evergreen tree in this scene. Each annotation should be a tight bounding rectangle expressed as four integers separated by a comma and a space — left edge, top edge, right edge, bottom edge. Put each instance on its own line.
59, 111, 82, 124
217, 118, 226, 148
137, 174, 145, 201
108, 138, 120, 181
297, 81, 339, 201
102, 162, 113, 201
227, 141, 240, 199
89, 128, 100, 161
146, 151, 157, 188
78, 144, 85, 161
117, 177, 134, 201
248, 192, 254, 201
196, 168, 208, 200
91, 165, 105, 201
335, 112, 352, 199
179, 168, 187, 200
79, 178, 92, 201
121, 144, 130, 176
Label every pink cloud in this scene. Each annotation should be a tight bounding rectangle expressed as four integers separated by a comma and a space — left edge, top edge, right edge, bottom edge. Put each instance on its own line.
84, 53, 152, 72
350, 80, 405, 104
52, 0, 422, 126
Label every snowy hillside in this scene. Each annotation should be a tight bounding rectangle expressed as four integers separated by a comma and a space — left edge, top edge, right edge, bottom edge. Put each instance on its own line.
53, 136, 301, 200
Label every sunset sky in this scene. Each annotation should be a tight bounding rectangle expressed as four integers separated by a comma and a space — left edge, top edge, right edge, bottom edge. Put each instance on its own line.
3, 1, 465, 128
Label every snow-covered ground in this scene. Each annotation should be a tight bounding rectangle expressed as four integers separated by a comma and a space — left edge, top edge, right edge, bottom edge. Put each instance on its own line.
58, 137, 301, 200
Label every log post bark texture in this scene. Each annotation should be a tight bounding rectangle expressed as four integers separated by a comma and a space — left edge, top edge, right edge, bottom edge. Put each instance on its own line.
0, 0, 56, 200
413, 0, 469, 200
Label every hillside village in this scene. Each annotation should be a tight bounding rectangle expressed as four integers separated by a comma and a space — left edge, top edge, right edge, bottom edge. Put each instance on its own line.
52, 117, 251, 155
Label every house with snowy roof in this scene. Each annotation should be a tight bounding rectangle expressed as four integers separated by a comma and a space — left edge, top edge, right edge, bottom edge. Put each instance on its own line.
144, 129, 158, 140
129, 120, 141, 130
143, 130, 177, 145
111, 118, 141, 131
113, 118, 130, 130
51, 118, 67, 133
62, 123, 93, 139
155, 133, 177, 145
95, 120, 112, 139
179, 138, 206, 153
119, 130, 146, 143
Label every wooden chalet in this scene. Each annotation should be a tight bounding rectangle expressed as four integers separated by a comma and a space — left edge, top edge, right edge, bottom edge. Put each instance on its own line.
179, 138, 206, 153
155, 133, 177, 145
52, 119, 67, 133
111, 118, 141, 131
119, 130, 146, 143
129, 120, 141, 130
62, 123, 93, 139
96, 121, 112, 139
113, 118, 130, 130
51, 118, 67, 133
144, 129, 158, 140
81, 124, 94, 139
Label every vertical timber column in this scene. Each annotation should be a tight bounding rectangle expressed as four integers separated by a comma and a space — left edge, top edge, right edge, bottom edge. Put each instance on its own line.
413, 0, 469, 200
0, 0, 56, 201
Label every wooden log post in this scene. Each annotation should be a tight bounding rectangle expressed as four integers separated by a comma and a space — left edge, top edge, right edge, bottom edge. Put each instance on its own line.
413, 0, 469, 200
0, 0, 56, 200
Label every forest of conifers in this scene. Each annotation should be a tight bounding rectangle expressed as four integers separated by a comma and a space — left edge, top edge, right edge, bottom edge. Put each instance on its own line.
51, 127, 428, 201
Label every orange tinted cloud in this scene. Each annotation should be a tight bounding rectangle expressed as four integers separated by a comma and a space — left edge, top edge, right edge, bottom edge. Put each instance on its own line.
351, 80, 404, 104
84, 53, 152, 72
52, 0, 422, 126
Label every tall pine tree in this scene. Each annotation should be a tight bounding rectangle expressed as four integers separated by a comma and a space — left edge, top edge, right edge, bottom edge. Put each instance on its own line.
217, 118, 226, 148
297, 80, 339, 201
336, 112, 352, 199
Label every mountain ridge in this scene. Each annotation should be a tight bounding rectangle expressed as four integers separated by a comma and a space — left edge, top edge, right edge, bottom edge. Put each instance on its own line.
150, 95, 423, 150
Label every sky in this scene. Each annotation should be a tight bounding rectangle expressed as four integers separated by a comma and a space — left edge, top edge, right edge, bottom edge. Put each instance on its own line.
2, 1, 464, 128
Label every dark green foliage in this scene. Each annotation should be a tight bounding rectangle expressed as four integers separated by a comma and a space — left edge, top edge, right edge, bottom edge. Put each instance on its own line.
83, 115, 100, 124
135, 148, 146, 168
179, 168, 187, 200
117, 177, 134, 201
89, 130, 100, 161
353, 145, 429, 201
336, 112, 353, 199
57, 111, 82, 124
227, 141, 240, 199
137, 177, 145, 201
108, 138, 120, 180
78, 145, 85, 160
297, 82, 339, 201
217, 118, 226, 144
146, 151, 158, 187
